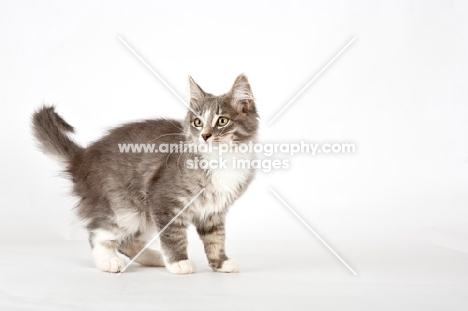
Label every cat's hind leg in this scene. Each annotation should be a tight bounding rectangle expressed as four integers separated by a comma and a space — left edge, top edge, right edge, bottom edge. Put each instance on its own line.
118, 239, 165, 267
89, 230, 126, 273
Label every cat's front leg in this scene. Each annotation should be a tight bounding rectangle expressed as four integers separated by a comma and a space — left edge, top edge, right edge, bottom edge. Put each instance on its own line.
159, 222, 196, 275
195, 215, 240, 273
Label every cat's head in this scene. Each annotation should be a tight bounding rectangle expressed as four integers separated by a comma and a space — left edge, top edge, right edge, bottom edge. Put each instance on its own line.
185, 74, 259, 145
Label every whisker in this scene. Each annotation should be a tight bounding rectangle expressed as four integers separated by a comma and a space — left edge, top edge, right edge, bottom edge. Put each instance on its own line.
148, 132, 184, 144
164, 150, 174, 169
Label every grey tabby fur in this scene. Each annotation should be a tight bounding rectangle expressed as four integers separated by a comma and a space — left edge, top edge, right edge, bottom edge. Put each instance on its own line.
31, 74, 259, 274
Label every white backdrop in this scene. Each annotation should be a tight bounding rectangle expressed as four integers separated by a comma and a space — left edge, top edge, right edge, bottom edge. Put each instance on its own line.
1, 0, 467, 256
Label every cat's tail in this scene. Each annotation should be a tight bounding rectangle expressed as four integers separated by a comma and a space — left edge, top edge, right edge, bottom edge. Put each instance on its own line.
31, 105, 83, 161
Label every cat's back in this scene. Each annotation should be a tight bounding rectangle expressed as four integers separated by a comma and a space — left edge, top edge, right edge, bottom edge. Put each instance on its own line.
82, 118, 184, 157
100, 118, 184, 146
70, 118, 185, 188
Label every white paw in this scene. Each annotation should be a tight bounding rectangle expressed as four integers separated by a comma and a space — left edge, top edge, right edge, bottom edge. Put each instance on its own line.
135, 249, 165, 267
217, 259, 240, 273
166, 259, 196, 275
96, 256, 126, 273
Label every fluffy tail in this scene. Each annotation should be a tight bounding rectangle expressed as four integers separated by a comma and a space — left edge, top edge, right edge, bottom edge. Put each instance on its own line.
31, 105, 82, 160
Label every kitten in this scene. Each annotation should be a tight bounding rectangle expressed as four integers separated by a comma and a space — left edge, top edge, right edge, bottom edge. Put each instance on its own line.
32, 74, 259, 274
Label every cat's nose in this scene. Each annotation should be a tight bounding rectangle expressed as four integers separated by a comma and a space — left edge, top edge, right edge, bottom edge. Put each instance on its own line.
202, 133, 212, 141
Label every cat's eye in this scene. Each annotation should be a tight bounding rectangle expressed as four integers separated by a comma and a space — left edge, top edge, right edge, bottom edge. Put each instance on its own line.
217, 117, 229, 127
193, 118, 203, 127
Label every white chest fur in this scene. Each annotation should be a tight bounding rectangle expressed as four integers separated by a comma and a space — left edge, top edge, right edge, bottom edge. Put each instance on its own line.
192, 152, 254, 219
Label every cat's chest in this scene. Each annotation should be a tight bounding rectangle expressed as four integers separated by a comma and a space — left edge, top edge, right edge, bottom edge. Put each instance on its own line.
192, 153, 253, 218
207, 164, 250, 196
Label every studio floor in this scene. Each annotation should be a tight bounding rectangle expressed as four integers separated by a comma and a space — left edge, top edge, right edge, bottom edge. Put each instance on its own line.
0, 240, 466, 310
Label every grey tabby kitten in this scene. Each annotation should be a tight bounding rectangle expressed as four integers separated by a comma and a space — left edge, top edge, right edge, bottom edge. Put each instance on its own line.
32, 74, 259, 274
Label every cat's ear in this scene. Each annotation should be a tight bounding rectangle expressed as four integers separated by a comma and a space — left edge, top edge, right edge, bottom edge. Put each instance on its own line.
230, 74, 255, 113
189, 76, 206, 108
